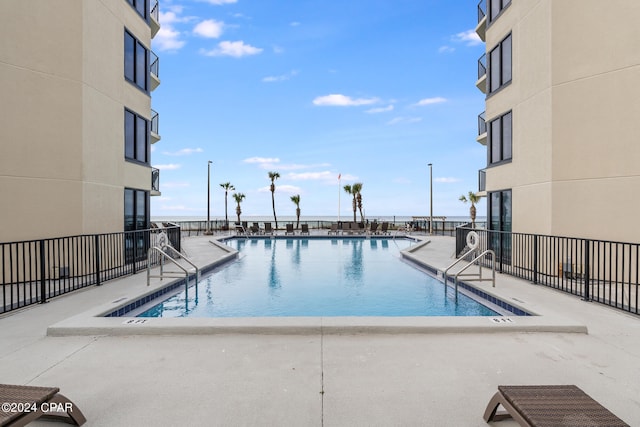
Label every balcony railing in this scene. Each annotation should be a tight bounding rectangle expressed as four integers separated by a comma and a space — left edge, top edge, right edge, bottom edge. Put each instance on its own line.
150, 51, 159, 78
150, 51, 160, 90
478, 112, 487, 136
151, 109, 159, 134
478, 53, 487, 80
149, 0, 160, 37
150, 0, 159, 22
477, 0, 486, 23
152, 167, 160, 193
478, 169, 486, 193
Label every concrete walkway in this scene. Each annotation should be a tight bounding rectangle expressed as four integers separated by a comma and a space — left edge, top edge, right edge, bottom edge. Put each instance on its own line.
1, 235, 639, 426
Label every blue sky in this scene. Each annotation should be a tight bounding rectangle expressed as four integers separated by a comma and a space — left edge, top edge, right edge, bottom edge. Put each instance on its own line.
150, 0, 486, 220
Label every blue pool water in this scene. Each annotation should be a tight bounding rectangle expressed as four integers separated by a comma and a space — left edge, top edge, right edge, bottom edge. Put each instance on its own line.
137, 238, 500, 318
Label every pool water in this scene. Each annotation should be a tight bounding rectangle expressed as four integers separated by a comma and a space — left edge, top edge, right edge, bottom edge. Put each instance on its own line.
138, 238, 499, 318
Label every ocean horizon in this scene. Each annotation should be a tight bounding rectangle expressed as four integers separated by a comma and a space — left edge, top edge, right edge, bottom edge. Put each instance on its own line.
152, 215, 486, 223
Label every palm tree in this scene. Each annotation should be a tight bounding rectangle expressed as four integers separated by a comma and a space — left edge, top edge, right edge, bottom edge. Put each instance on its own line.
343, 184, 357, 223
352, 182, 364, 223
268, 171, 280, 228
459, 191, 481, 228
232, 193, 245, 223
290, 194, 301, 229
219, 182, 235, 229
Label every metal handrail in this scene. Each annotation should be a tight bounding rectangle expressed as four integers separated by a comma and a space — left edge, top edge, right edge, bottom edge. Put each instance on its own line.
150, 51, 159, 78
453, 249, 496, 301
147, 245, 199, 286
150, 0, 159, 22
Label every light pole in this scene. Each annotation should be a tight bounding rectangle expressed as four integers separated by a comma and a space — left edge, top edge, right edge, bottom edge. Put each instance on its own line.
205, 160, 213, 235
428, 163, 433, 235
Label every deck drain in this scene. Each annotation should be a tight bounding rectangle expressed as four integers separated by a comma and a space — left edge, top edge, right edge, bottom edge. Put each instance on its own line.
491, 318, 514, 323
122, 319, 147, 325
111, 297, 127, 303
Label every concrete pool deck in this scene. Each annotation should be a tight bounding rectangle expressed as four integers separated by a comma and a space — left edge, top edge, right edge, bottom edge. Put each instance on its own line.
1, 234, 639, 426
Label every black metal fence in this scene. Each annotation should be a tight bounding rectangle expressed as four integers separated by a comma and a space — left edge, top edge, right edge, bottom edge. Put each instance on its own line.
175, 220, 482, 238
456, 227, 639, 315
0, 225, 180, 314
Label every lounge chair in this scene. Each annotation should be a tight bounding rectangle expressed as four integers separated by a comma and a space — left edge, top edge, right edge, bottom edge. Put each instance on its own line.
301, 224, 309, 235
328, 223, 339, 235
234, 222, 246, 235
0, 383, 87, 426
285, 224, 295, 235
370, 222, 379, 234
264, 223, 274, 235
483, 385, 629, 426
250, 222, 261, 234
380, 222, 389, 235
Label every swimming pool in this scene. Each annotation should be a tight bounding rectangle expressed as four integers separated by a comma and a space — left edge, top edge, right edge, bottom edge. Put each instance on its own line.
136, 237, 501, 318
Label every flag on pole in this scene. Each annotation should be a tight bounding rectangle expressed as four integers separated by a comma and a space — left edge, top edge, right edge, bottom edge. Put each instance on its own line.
338, 173, 341, 180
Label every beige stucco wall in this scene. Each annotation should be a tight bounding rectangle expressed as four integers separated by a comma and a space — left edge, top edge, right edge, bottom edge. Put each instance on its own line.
483, 0, 640, 242
0, 0, 153, 241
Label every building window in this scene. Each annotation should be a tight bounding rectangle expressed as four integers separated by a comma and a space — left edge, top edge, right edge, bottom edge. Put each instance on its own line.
488, 111, 512, 165
127, 0, 148, 20
125, 109, 149, 164
488, 189, 512, 264
488, 33, 512, 94
124, 30, 148, 92
489, 0, 511, 23
124, 188, 149, 231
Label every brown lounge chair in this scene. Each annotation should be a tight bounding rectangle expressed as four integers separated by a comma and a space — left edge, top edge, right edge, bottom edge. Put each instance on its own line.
0, 384, 86, 426
483, 385, 629, 427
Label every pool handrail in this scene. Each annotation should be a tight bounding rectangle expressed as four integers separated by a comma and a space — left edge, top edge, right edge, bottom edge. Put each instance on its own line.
443, 248, 496, 301
147, 245, 199, 286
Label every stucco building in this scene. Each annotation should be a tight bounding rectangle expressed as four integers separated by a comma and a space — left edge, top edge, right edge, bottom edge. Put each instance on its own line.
0, 0, 162, 242
475, 0, 640, 243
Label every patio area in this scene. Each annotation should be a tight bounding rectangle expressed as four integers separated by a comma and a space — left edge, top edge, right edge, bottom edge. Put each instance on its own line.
1, 235, 638, 426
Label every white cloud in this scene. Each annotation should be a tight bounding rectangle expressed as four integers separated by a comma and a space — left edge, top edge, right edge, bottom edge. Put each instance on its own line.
386, 117, 423, 126
287, 171, 357, 182
415, 97, 447, 106
200, 0, 237, 4
438, 45, 455, 53
244, 157, 280, 165
200, 41, 263, 57
155, 164, 182, 170
162, 148, 204, 156
193, 19, 224, 38
435, 177, 461, 183
154, 26, 186, 52
366, 105, 394, 114
452, 29, 482, 46
313, 94, 379, 107
262, 70, 299, 82
155, 9, 194, 52
290, 21, 301, 27
258, 184, 302, 194
162, 181, 191, 188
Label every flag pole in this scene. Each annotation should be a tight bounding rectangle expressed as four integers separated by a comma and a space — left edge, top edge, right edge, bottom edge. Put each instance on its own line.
338, 174, 341, 223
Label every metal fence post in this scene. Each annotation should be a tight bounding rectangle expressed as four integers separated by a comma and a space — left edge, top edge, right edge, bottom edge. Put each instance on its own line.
583, 240, 591, 301
39, 240, 47, 304
94, 234, 101, 286
533, 235, 538, 284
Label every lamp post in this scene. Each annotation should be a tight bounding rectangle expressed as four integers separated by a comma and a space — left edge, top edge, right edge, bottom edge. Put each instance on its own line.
428, 163, 433, 235
205, 160, 213, 235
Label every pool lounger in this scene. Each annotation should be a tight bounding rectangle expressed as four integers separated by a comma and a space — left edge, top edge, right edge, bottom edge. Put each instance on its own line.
0, 384, 87, 426
483, 385, 629, 426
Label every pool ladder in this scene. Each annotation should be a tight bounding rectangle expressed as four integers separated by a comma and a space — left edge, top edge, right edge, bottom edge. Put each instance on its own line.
147, 244, 199, 286
443, 248, 496, 301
